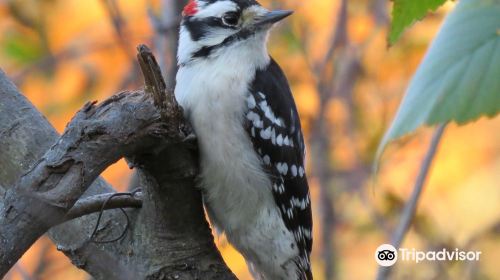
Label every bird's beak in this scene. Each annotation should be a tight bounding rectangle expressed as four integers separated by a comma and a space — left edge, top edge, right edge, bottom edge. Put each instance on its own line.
253, 10, 293, 28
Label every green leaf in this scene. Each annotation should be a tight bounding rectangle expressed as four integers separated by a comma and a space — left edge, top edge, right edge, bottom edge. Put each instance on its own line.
389, 0, 447, 45
1, 31, 44, 65
377, 0, 500, 162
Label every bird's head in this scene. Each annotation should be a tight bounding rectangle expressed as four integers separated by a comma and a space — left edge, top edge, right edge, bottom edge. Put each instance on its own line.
177, 0, 292, 65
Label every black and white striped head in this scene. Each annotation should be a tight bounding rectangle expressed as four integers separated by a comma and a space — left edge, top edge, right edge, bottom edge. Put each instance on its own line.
177, 0, 292, 65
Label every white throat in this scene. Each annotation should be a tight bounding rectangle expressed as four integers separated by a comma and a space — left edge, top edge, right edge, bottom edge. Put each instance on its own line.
175, 29, 271, 112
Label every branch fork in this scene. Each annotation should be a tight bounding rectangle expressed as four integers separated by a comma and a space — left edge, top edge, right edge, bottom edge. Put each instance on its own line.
0, 45, 235, 279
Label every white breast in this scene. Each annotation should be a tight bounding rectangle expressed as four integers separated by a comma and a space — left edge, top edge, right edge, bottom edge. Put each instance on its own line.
175, 35, 299, 280
175, 36, 272, 230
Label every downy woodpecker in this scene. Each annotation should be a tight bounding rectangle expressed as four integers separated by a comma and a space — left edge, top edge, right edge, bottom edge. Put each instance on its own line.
174, 1, 312, 279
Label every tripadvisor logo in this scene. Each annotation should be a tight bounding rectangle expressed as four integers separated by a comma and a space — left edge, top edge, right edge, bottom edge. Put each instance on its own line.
375, 244, 398, 267
399, 248, 482, 263
375, 244, 482, 266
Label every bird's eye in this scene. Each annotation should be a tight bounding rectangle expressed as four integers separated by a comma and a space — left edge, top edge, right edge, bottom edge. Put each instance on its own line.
222, 12, 239, 26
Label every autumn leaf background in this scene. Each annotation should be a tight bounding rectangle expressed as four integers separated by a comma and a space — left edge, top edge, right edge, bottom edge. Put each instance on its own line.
1, 0, 499, 279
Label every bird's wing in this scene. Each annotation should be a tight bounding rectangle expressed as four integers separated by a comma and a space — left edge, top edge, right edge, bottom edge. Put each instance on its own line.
244, 58, 313, 279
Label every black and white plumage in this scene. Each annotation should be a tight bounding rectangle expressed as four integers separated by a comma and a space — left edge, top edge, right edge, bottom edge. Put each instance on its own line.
174, 1, 312, 279
247, 59, 312, 275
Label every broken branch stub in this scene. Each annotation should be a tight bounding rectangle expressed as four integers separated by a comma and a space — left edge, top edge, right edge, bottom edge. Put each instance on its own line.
137, 44, 187, 135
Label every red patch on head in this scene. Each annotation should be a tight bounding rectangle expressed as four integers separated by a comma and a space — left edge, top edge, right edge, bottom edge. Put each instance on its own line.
183, 0, 198, 17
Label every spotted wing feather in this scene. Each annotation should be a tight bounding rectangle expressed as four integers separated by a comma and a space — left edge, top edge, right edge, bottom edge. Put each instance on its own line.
245, 58, 312, 279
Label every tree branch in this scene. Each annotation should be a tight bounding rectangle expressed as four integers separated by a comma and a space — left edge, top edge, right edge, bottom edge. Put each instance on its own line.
376, 123, 447, 280
0, 87, 175, 276
0, 67, 138, 279
0, 45, 235, 279
64, 192, 143, 222
146, 0, 183, 88
308, 1, 350, 279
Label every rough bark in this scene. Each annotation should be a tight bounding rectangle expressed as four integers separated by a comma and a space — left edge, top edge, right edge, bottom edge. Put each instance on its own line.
0, 66, 134, 279
0, 88, 170, 275
0, 46, 236, 279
